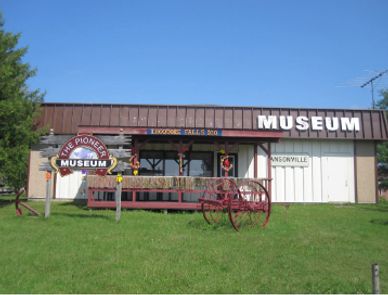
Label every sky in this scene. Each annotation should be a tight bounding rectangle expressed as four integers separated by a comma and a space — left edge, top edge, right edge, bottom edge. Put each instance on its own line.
1, 0, 388, 109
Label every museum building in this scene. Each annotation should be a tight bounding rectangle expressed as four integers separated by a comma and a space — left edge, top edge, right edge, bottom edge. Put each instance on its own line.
27, 103, 388, 205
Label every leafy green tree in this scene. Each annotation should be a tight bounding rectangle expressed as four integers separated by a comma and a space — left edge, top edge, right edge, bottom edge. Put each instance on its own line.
376, 89, 388, 110
0, 13, 44, 193
376, 89, 388, 164
375, 89, 388, 192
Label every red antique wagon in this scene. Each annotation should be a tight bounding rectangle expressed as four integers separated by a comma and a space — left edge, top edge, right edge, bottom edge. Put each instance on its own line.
199, 178, 271, 231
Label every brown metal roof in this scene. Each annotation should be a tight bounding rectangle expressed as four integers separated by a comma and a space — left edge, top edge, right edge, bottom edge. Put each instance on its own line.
38, 103, 388, 141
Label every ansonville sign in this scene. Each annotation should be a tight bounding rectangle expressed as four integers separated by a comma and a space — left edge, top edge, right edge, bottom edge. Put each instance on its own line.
257, 115, 360, 132
271, 154, 309, 167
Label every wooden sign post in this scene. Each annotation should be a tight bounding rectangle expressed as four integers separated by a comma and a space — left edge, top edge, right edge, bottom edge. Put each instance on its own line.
372, 263, 380, 294
115, 130, 125, 223
115, 174, 123, 222
38, 129, 131, 221
44, 171, 52, 218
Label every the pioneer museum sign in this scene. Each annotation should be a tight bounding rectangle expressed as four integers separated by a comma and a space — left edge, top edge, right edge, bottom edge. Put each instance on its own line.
50, 134, 117, 176
257, 115, 360, 132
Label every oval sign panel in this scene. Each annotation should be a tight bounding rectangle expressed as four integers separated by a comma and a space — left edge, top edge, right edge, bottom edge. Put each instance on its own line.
50, 134, 117, 176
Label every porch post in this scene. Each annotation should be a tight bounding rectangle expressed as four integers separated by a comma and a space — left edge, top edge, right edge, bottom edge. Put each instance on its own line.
267, 142, 272, 199
173, 140, 193, 204
132, 141, 137, 205
254, 144, 258, 178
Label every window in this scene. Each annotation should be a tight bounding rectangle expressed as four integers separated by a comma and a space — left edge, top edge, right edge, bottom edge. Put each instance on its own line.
139, 151, 213, 177
137, 151, 214, 202
183, 152, 213, 202
187, 152, 213, 177
139, 151, 163, 176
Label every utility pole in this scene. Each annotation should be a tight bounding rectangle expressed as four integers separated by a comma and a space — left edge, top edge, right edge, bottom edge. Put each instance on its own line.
361, 70, 388, 109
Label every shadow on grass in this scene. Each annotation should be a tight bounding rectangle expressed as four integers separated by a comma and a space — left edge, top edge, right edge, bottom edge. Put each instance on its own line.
58, 200, 88, 210
0, 199, 14, 208
51, 212, 111, 220
370, 219, 388, 225
360, 206, 388, 213
187, 216, 233, 231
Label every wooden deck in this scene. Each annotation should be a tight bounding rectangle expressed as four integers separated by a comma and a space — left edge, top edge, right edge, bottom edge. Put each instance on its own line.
87, 175, 271, 210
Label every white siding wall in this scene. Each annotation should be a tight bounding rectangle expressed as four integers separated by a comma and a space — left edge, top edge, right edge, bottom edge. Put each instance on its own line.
258, 139, 355, 203
238, 145, 254, 178
53, 140, 355, 203
55, 171, 86, 200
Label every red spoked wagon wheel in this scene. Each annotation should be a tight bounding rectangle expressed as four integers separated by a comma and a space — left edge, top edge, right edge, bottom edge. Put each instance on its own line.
228, 180, 271, 231
227, 196, 252, 231
201, 199, 224, 224
239, 180, 271, 227
200, 178, 238, 225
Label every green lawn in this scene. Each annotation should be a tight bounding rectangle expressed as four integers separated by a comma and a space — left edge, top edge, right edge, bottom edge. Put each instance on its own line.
0, 197, 387, 294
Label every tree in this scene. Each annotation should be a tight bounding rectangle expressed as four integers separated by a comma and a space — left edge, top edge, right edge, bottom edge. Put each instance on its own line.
375, 89, 388, 192
0, 13, 44, 193
376, 89, 388, 164
376, 89, 388, 110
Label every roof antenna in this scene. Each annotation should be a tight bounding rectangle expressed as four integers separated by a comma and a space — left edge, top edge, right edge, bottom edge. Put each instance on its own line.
360, 69, 388, 109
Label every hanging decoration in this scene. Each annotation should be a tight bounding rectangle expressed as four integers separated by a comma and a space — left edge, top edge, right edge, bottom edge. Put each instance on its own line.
116, 173, 123, 184
220, 154, 233, 175
129, 155, 140, 176
45, 171, 52, 182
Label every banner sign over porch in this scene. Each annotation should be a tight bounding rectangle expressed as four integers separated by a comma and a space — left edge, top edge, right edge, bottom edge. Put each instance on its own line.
147, 128, 222, 136
50, 134, 117, 176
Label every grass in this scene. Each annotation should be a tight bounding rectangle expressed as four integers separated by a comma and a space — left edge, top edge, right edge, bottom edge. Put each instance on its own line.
0, 196, 388, 293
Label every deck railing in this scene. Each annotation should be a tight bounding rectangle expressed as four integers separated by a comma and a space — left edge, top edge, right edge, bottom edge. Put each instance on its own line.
87, 175, 271, 210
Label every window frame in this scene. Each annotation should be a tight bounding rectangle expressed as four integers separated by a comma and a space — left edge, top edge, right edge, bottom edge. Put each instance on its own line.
139, 150, 214, 177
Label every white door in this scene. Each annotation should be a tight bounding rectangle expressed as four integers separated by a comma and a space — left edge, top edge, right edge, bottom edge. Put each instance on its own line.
322, 156, 351, 202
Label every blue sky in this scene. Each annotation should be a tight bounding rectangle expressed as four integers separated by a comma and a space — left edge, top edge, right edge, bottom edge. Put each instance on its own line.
1, 0, 387, 109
